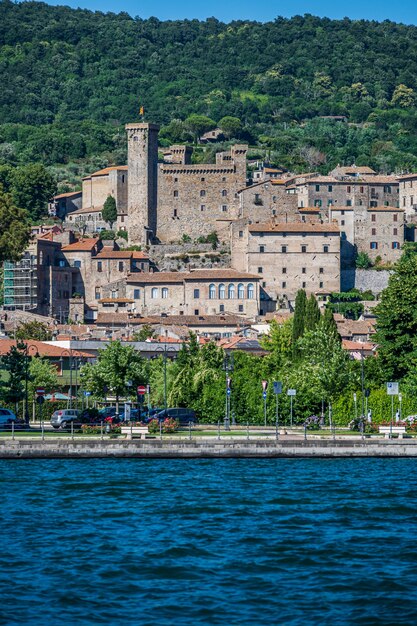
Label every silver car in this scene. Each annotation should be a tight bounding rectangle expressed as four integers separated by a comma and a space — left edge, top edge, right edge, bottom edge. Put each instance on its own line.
50, 409, 79, 429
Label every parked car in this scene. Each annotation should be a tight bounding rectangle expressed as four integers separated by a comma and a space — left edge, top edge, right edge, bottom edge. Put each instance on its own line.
50, 409, 80, 429
154, 408, 198, 425
0, 408, 19, 429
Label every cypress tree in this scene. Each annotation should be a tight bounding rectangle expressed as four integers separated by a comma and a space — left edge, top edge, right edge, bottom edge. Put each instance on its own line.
321, 306, 341, 343
305, 294, 321, 331
102, 195, 117, 230
292, 289, 307, 359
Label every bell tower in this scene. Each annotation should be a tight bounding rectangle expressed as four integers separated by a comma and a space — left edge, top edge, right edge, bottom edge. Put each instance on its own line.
126, 122, 159, 245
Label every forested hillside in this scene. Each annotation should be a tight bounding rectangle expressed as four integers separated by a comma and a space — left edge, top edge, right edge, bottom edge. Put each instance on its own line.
1, 0, 417, 181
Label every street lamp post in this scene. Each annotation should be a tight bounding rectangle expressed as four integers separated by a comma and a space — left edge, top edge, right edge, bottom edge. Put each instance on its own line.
60, 349, 73, 408
23, 343, 39, 426
155, 343, 177, 412
222, 354, 234, 431
360, 348, 365, 419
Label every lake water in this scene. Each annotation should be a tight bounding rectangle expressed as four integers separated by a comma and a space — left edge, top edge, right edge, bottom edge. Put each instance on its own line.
1, 458, 417, 625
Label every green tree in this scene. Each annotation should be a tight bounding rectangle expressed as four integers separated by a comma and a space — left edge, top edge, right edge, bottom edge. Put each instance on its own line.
27, 357, 59, 399
356, 251, 372, 269
292, 289, 307, 360
11, 164, 56, 222
185, 114, 216, 143
0, 342, 27, 415
305, 295, 321, 331
260, 318, 293, 369
102, 195, 117, 229
321, 306, 340, 343
98, 230, 115, 240
219, 116, 242, 138
133, 324, 156, 341
391, 84, 416, 109
14, 321, 52, 341
375, 251, 417, 379
0, 187, 31, 263
80, 341, 147, 413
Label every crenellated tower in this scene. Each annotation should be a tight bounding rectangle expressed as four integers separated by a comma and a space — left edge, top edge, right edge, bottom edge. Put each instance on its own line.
126, 122, 159, 245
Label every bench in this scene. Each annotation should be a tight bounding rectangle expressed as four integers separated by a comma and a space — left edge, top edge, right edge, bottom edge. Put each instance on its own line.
378, 426, 406, 439
120, 426, 149, 440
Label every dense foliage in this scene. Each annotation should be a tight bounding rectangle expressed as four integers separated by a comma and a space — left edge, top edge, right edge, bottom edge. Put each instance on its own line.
1, 2, 417, 176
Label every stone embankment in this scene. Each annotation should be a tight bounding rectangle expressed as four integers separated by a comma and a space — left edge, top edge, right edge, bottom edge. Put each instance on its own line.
2, 437, 417, 459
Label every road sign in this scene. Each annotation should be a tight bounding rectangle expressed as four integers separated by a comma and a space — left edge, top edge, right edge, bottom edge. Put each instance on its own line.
287, 389, 296, 397
36, 388, 45, 396
273, 381, 282, 395
124, 403, 131, 421
137, 385, 147, 396
365, 388, 370, 398
36, 395, 45, 405
262, 380, 268, 391
84, 391, 91, 397
227, 388, 231, 396
353, 393, 357, 402
387, 382, 399, 396
146, 385, 151, 394
262, 391, 267, 400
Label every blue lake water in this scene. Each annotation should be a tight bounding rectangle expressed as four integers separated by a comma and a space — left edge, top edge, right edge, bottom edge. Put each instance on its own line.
1, 458, 417, 625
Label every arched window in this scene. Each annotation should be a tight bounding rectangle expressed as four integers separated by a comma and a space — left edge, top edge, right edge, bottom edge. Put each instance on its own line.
200, 190, 206, 197
247, 283, 254, 299
219, 283, 225, 299
238, 283, 245, 299
151, 287, 159, 299
222, 190, 227, 197
162, 288, 168, 299
209, 284, 216, 299
228, 284, 235, 299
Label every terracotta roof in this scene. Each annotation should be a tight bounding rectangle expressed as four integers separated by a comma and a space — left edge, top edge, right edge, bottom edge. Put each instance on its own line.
330, 207, 354, 212
333, 166, 376, 175
96, 313, 129, 325
303, 176, 397, 185
95, 313, 252, 327
299, 207, 321, 212
127, 269, 260, 284
83, 166, 128, 179
248, 222, 340, 233
397, 173, 417, 181
342, 340, 377, 351
69, 206, 103, 215
94, 249, 149, 260
61, 238, 99, 252
53, 191, 82, 199
264, 168, 284, 173
0, 340, 93, 358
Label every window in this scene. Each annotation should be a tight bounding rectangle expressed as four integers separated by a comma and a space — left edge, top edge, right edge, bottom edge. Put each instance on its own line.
360, 186, 364, 193
282, 267, 287, 274
282, 281, 286, 289
219, 304, 224, 312
119, 262, 124, 272
239, 230, 243, 238
209, 284, 216, 299
162, 288, 168, 299
315, 185, 320, 192
323, 245, 329, 253
281, 245, 287, 253
319, 267, 324, 274
371, 214, 376, 222
201, 177, 205, 182
370, 242, 378, 250
95, 289, 100, 300
347, 186, 351, 194
174, 177, 178, 182
392, 242, 400, 249
347, 200, 352, 207
222, 190, 227, 197
194, 309, 199, 316
111, 290, 117, 299
393, 228, 398, 236
200, 205, 205, 211
314, 200, 322, 207
341, 220, 345, 226
302, 267, 306, 274
173, 190, 178, 197
372, 228, 376, 236
259, 245, 265, 253
247, 283, 254, 299
219, 283, 226, 299
122, 175, 125, 183
258, 267, 263, 273
341, 210, 345, 216
302, 282, 306, 288
238, 304, 244, 313
222, 205, 228, 212
403, 197, 406, 207
384, 186, 392, 194
173, 209, 177, 218
74, 260, 81, 268
121, 215, 124, 223
301, 245, 307, 253
97, 261, 102, 272
328, 185, 333, 192
193, 288, 200, 299
151, 287, 159, 299
200, 190, 206, 197
319, 282, 324, 289
228, 284, 235, 299
238, 283, 244, 299
134, 289, 140, 299
393, 213, 398, 222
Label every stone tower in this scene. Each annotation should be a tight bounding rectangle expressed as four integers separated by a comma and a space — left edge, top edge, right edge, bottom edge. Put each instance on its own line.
126, 122, 159, 245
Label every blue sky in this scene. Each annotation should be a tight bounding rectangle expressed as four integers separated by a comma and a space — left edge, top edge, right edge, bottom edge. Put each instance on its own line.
42, 0, 417, 25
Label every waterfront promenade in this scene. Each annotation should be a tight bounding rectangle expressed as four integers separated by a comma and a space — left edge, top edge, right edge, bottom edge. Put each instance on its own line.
2, 433, 417, 458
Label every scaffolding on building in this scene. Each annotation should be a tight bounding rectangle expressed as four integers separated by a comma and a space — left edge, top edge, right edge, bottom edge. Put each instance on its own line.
3, 253, 38, 311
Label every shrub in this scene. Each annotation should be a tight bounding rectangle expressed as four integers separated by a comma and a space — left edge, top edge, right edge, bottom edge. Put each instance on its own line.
116, 229, 128, 240
356, 252, 372, 269
99, 229, 115, 240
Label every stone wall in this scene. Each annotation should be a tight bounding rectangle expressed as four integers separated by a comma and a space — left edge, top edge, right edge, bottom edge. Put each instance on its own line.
341, 268, 391, 294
